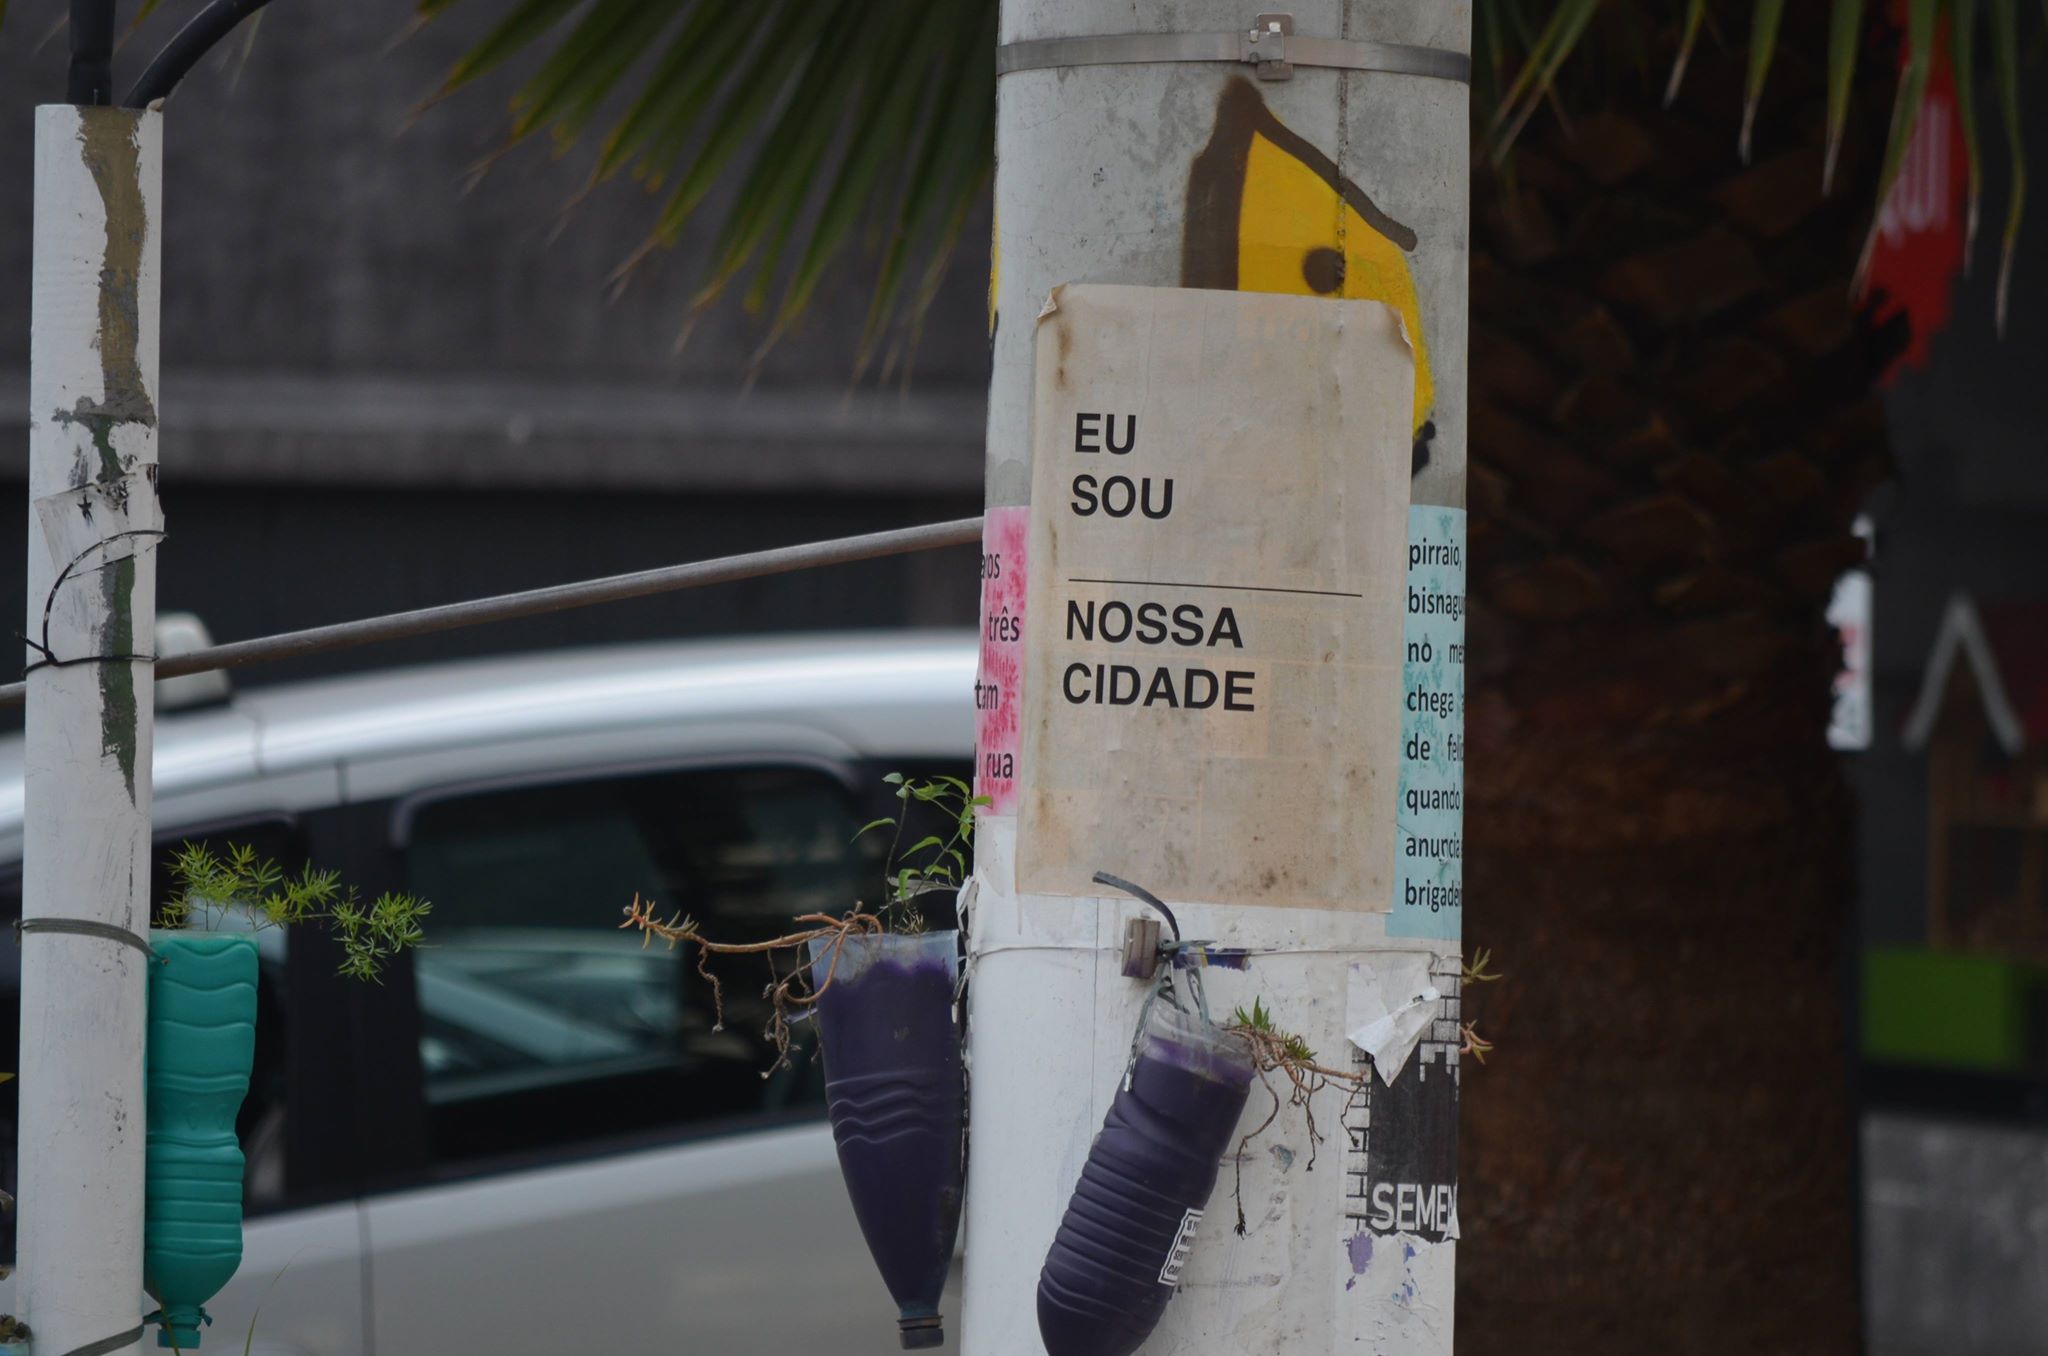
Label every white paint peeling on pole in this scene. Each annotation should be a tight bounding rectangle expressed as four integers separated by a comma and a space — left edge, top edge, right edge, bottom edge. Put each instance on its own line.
966, 2, 1467, 1352
18, 104, 163, 1355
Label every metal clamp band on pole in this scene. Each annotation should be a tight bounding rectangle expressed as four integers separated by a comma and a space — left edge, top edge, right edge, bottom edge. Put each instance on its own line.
15, 917, 155, 961
995, 12, 1470, 85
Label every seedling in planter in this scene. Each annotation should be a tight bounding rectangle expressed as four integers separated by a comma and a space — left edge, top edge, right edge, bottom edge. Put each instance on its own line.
623, 773, 986, 1070
164, 842, 430, 981
144, 850, 429, 1350
854, 773, 988, 934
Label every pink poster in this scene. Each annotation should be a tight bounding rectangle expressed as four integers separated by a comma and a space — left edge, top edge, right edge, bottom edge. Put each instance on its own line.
975, 506, 1028, 813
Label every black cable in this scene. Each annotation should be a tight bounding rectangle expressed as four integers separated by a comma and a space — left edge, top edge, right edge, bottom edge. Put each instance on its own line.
1093, 871, 1182, 943
122, 0, 278, 108
67, 0, 117, 105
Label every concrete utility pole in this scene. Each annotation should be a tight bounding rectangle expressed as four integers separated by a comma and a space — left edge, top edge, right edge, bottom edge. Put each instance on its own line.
17, 104, 164, 1356
966, 2, 1468, 1352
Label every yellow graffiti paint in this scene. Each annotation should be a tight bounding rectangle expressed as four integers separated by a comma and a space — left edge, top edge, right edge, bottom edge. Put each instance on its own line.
1182, 80, 1434, 447
1235, 133, 1434, 435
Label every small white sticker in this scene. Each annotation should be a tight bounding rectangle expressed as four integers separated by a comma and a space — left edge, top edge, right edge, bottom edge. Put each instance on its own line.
1158, 1207, 1204, 1286
1345, 953, 1443, 1084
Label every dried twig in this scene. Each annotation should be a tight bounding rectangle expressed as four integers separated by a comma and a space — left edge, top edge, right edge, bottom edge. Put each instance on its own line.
621, 895, 885, 1072
1223, 1014, 1369, 1236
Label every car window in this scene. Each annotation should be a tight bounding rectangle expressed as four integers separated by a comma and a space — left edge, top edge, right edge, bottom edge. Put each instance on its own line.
399, 763, 869, 1173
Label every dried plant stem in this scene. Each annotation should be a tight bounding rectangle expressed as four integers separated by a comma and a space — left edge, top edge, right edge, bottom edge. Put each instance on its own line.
621, 895, 886, 1071
1224, 1024, 1369, 1236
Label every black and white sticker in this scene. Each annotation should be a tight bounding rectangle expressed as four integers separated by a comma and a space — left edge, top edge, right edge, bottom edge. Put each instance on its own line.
1158, 1208, 1204, 1286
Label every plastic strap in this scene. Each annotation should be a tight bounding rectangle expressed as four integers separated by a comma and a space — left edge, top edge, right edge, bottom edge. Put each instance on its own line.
996, 30, 1471, 84
15, 916, 154, 961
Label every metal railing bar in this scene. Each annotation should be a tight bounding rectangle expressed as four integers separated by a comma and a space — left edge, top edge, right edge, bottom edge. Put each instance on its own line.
0, 515, 985, 710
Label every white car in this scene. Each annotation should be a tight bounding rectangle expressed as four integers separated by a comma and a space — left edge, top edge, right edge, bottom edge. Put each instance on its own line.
0, 631, 978, 1355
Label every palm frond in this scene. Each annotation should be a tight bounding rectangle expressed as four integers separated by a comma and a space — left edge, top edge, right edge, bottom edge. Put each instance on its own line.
1665, 0, 1708, 107
421, 0, 2038, 361
1488, 0, 1604, 164
1991, 0, 2025, 332
1856, 0, 1939, 288
420, 0, 992, 365
1823, 0, 1866, 192
1489, 0, 2032, 331
1953, 0, 1983, 270
1741, 0, 1788, 163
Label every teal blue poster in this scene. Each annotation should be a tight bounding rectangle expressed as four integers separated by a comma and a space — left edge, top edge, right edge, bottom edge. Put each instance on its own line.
1389, 506, 1464, 940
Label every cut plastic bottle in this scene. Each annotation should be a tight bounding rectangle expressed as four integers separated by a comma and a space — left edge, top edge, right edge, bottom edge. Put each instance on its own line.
810, 929, 966, 1350
145, 931, 258, 1349
1037, 1001, 1255, 1356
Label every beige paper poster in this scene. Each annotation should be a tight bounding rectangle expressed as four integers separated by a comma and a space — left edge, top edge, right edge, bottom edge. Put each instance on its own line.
1016, 284, 1414, 911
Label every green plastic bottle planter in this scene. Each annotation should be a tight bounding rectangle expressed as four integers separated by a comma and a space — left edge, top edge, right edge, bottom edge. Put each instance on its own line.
144, 931, 257, 1349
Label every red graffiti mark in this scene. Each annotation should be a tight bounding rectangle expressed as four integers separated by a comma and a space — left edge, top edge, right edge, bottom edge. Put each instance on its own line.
975, 507, 1029, 813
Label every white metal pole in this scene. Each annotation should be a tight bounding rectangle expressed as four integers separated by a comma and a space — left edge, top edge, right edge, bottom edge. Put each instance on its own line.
18, 103, 163, 1356
965, 2, 1468, 1352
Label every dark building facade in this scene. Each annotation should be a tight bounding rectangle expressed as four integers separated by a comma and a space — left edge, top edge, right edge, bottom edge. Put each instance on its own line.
0, 0, 988, 696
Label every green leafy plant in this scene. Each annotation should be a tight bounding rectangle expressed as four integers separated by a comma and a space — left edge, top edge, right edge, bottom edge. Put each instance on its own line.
163, 842, 430, 982
1231, 996, 1317, 1067
854, 772, 988, 934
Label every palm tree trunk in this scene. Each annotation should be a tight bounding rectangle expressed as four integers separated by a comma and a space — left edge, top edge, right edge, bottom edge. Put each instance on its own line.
1458, 12, 1901, 1352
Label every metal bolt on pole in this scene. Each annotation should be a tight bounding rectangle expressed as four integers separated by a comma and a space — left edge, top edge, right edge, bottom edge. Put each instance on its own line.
16, 102, 164, 1356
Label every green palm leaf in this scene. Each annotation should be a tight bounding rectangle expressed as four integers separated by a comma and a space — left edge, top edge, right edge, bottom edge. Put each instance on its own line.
1664, 0, 1709, 108
421, 0, 992, 362
1741, 0, 1787, 163
1823, 0, 1866, 192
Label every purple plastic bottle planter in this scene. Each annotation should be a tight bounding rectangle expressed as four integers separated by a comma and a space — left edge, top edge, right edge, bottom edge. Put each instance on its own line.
1036, 1000, 1256, 1356
809, 928, 966, 1350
